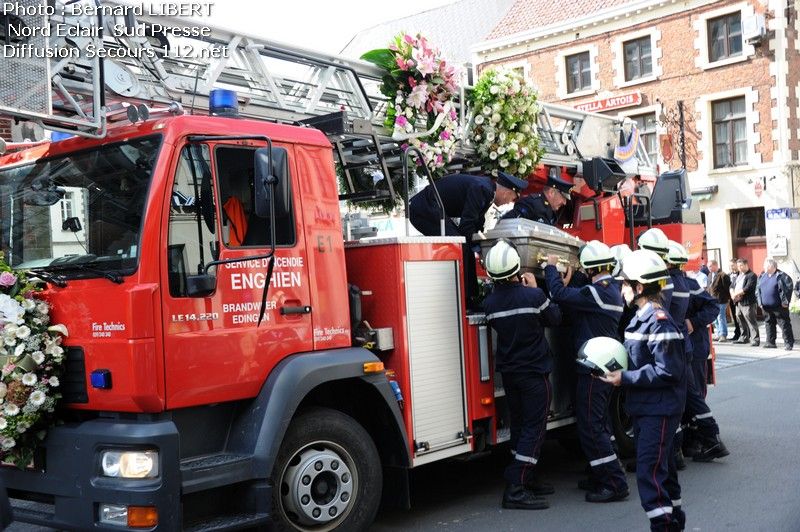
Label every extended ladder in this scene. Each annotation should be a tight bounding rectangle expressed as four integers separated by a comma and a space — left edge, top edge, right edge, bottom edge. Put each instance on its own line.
0, 0, 653, 197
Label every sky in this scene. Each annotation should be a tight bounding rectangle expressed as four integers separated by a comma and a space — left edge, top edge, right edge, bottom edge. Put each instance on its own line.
202, 0, 457, 55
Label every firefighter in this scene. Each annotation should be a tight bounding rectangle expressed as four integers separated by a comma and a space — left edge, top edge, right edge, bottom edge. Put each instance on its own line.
483, 239, 562, 510
409, 171, 526, 309
601, 249, 689, 532
501, 172, 573, 226
408, 171, 526, 238
544, 241, 629, 502
666, 244, 731, 463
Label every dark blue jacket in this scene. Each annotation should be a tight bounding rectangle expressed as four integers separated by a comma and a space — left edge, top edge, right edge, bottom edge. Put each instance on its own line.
484, 282, 562, 374
664, 268, 693, 354
686, 277, 719, 360
621, 303, 688, 416
756, 270, 793, 308
501, 193, 557, 225
544, 266, 624, 373
408, 173, 494, 238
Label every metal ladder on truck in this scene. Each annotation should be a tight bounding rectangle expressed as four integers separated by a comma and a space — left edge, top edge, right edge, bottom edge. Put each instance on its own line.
0, 0, 654, 201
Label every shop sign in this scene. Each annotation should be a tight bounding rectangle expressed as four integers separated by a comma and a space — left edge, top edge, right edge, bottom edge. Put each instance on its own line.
766, 208, 800, 220
574, 91, 642, 112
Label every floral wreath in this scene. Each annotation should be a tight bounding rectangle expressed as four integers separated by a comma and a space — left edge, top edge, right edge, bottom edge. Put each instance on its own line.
362, 32, 461, 176
0, 252, 68, 469
469, 67, 543, 178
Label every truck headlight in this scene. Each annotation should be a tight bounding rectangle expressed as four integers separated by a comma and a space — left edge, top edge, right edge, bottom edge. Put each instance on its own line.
100, 450, 159, 479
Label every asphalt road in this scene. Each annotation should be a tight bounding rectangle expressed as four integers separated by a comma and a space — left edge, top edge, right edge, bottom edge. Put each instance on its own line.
7, 330, 800, 531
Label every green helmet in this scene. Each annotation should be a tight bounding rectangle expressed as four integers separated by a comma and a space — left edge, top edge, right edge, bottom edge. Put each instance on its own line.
577, 336, 629, 376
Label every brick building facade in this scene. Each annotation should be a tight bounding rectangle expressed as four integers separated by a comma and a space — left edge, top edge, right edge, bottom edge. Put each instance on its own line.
474, 0, 800, 274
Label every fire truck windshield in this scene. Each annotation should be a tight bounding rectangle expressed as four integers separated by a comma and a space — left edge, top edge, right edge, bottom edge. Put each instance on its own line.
0, 135, 162, 277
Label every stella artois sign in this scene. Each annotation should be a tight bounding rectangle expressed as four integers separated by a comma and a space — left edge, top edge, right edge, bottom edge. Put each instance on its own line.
575, 91, 642, 113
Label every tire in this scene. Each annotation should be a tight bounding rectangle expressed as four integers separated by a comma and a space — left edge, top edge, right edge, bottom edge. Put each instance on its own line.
271, 407, 382, 531
608, 388, 635, 459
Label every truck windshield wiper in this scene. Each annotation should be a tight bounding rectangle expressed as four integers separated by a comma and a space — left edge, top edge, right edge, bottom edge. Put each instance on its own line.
36, 263, 124, 284
26, 270, 68, 288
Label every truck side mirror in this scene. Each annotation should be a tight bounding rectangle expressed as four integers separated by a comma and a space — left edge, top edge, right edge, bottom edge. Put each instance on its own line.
254, 147, 278, 218
185, 273, 216, 297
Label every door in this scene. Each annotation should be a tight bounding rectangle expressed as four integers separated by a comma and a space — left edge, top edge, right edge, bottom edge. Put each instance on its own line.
161, 141, 313, 408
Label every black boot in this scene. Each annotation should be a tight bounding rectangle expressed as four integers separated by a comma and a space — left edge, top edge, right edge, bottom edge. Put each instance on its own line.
693, 435, 730, 462
524, 477, 555, 496
502, 483, 549, 510
683, 438, 703, 458
585, 486, 630, 503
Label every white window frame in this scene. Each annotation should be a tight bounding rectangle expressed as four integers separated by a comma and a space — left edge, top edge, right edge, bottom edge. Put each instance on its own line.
555, 44, 599, 100
60, 192, 74, 225
501, 60, 531, 81
613, 28, 662, 88
695, 87, 760, 175
694, 2, 756, 71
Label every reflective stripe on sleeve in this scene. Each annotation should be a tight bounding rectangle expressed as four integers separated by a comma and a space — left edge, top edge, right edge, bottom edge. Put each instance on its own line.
587, 285, 624, 312
672, 499, 682, 507
514, 453, 538, 464
646, 507, 673, 518
663, 283, 674, 290
487, 300, 550, 320
624, 331, 685, 342
694, 412, 714, 420
671, 291, 690, 298
589, 453, 618, 467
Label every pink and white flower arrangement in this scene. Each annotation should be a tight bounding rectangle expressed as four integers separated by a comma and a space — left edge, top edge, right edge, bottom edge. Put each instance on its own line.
0, 252, 68, 469
470, 67, 543, 178
362, 33, 462, 174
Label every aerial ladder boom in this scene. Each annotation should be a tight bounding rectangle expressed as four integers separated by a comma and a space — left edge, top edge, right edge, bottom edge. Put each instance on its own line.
0, 0, 654, 198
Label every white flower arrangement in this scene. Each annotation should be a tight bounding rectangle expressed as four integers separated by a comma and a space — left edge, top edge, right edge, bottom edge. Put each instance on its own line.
469, 67, 544, 178
0, 252, 68, 468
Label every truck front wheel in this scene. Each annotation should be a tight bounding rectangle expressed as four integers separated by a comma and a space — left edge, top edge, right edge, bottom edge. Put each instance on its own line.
271, 407, 382, 531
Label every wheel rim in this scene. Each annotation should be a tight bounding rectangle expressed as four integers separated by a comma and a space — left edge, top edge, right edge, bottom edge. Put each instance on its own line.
279, 440, 358, 530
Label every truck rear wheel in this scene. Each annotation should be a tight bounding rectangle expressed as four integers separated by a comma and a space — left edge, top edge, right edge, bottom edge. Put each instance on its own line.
609, 388, 635, 459
271, 407, 382, 531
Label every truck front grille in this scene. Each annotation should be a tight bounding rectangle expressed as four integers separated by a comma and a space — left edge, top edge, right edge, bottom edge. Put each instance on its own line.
61, 346, 88, 403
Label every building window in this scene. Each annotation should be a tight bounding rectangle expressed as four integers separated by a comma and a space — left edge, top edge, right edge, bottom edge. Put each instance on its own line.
60, 192, 74, 223
712, 97, 747, 168
708, 12, 742, 62
623, 37, 652, 81
566, 52, 591, 93
630, 113, 658, 163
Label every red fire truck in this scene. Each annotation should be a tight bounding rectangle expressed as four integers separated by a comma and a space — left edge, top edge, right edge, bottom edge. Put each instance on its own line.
0, 3, 704, 530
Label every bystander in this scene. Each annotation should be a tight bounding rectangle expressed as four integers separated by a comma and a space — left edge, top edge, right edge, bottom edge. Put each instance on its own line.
756, 258, 794, 350
708, 260, 731, 342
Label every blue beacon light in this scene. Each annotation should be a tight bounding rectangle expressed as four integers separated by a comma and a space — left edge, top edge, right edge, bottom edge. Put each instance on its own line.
209, 89, 239, 118
90, 369, 112, 389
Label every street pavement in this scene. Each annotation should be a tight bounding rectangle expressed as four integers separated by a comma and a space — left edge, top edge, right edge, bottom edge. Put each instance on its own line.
6, 325, 800, 531
371, 326, 800, 531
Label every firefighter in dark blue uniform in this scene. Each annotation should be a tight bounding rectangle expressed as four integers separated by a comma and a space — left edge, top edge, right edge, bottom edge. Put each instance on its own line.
409, 172, 525, 237
410, 172, 525, 308
664, 243, 731, 463
483, 240, 562, 510
601, 249, 689, 532
502, 172, 573, 226
544, 241, 629, 503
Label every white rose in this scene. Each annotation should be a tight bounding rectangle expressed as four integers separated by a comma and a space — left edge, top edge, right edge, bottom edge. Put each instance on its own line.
497, 146, 506, 155
4, 337, 15, 347
482, 106, 491, 116
21, 299, 35, 311
489, 85, 499, 95
15, 325, 31, 339
1, 437, 15, 450
491, 113, 501, 124
4, 403, 19, 416
0, 418, 6, 430
32, 352, 45, 365
474, 114, 485, 125
36, 303, 49, 315
48, 376, 60, 387
14, 343, 24, 358
22, 373, 37, 386
489, 151, 498, 160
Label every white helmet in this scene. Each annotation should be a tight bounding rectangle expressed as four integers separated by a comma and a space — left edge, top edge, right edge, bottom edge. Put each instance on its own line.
610, 244, 632, 277
484, 239, 521, 280
617, 249, 670, 284
579, 240, 615, 269
577, 336, 628, 375
637, 227, 669, 255
665, 240, 689, 265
